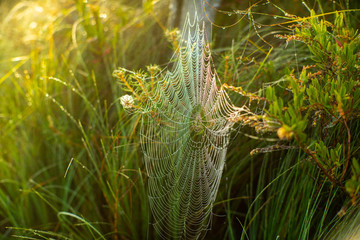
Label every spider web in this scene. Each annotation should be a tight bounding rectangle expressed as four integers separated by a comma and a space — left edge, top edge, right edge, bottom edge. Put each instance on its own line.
139, 15, 247, 240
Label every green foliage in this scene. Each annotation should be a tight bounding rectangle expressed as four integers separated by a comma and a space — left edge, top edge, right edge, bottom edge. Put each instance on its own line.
0, 0, 167, 238
262, 11, 360, 202
215, 2, 360, 239
0, 0, 360, 239
346, 158, 360, 202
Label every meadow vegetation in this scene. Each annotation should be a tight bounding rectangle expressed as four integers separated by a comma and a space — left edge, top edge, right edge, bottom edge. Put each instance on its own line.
0, 0, 360, 239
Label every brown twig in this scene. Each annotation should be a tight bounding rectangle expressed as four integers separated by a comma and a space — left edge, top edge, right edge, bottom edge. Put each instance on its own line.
298, 139, 346, 191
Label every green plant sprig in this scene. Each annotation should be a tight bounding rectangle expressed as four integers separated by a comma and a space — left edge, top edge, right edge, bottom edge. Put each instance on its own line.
262, 11, 360, 202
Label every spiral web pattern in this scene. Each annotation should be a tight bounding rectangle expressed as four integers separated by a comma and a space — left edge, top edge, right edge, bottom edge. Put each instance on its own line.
140, 16, 246, 239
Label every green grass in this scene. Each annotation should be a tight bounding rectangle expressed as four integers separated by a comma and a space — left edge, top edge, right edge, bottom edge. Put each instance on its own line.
0, 0, 160, 238
1, 0, 360, 239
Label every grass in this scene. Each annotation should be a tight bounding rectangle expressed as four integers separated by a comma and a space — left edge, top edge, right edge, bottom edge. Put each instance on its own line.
0, 0, 160, 238
1, 0, 360, 239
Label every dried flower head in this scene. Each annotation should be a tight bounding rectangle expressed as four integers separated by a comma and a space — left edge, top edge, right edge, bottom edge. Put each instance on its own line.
120, 95, 134, 109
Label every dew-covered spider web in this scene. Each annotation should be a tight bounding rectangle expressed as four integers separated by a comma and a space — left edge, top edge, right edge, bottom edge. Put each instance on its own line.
132, 14, 248, 240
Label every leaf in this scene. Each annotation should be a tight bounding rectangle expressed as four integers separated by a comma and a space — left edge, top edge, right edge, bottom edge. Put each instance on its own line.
353, 158, 360, 174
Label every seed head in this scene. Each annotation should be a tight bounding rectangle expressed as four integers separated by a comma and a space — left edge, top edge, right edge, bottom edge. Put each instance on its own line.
120, 95, 134, 109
